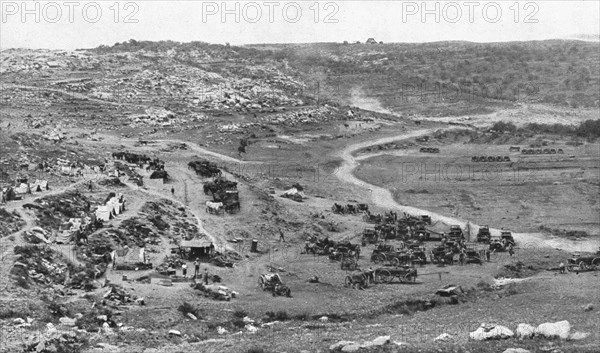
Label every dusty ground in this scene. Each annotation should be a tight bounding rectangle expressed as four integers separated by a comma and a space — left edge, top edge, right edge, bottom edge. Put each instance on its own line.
0, 44, 598, 353
1, 121, 598, 353
354, 137, 600, 238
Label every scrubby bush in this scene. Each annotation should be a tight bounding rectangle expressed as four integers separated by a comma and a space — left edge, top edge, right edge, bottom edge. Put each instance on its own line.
177, 302, 200, 318
233, 310, 248, 318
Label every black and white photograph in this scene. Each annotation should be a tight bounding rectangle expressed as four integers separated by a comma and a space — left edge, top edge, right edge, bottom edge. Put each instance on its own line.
0, 1, 599, 352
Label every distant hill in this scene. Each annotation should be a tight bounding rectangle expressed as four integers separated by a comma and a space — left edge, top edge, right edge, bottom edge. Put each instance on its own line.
564, 34, 600, 42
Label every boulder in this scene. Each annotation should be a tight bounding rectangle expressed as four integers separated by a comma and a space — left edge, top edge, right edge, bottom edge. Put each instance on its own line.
168, 330, 181, 336
186, 313, 197, 320
516, 323, 535, 339
217, 326, 228, 335
341, 343, 361, 352
103, 322, 115, 335
535, 320, 571, 339
46, 323, 57, 334
242, 316, 254, 324
503, 349, 531, 353
568, 331, 590, 341
434, 333, 453, 341
12, 318, 25, 325
245, 324, 258, 333
97, 315, 108, 322
59, 317, 76, 326
329, 341, 356, 350
360, 335, 390, 348
583, 303, 594, 312
319, 316, 329, 322
470, 324, 514, 340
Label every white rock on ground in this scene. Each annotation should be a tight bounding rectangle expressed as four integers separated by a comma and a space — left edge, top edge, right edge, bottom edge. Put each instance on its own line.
46, 323, 57, 334
242, 316, 254, 324
535, 320, 571, 339
341, 343, 361, 352
568, 331, 590, 340
360, 335, 390, 348
470, 324, 514, 340
329, 341, 356, 350
434, 333, 453, 341
217, 326, 228, 335
59, 317, 76, 326
168, 330, 181, 336
319, 316, 329, 322
186, 313, 197, 320
503, 348, 531, 353
516, 323, 536, 339
103, 322, 115, 335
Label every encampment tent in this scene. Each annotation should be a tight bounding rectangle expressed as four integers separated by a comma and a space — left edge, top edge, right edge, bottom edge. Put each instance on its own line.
283, 188, 305, 198
30, 180, 48, 192
56, 230, 73, 244
15, 183, 30, 194
95, 205, 113, 222
1, 187, 17, 201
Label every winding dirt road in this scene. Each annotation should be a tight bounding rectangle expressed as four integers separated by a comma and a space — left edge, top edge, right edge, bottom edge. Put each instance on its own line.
335, 129, 599, 253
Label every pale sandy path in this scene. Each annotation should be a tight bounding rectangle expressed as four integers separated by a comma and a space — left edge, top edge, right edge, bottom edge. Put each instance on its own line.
335, 129, 599, 253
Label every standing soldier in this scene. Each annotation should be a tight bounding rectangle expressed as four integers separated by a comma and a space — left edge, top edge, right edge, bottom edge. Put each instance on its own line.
194, 258, 200, 279
279, 228, 285, 242
203, 268, 209, 285
182, 263, 187, 278
171, 186, 175, 196
558, 261, 566, 274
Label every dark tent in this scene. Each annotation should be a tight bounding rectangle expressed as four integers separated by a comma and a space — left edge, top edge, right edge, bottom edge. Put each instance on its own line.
150, 170, 169, 180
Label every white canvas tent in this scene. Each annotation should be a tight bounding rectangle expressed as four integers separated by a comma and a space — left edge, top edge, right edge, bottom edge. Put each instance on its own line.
106, 197, 124, 215
56, 230, 73, 244
283, 188, 305, 198
15, 183, 30, 194
95, 205, 114, 222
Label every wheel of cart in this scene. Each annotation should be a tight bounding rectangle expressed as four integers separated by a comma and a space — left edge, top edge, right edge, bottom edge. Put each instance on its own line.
344, 275, 353, 287
376, 269, 393, 284
579, 261, 588, 271
373, 253, 386, 264
258, 277, 266, 290
401, 273, 416, 283
593, 258, 600, 270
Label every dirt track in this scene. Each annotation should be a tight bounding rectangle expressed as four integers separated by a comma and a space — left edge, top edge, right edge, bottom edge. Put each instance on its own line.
335, 129, 600, 253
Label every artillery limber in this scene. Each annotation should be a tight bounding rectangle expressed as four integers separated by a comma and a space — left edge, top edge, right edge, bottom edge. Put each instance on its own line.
371, 245, 419, 267
430, 245, 455, 265
361, 227, 379, 246
329, 243, 360, 261
566, 254, 600, 272
374, 265, 417, 284
344, 270, 370, 289
258, 273, 292, 297
476, 225, 491, 243
363, 210, 383, 224
489, 232, 515, 252
463, 248, 484, 264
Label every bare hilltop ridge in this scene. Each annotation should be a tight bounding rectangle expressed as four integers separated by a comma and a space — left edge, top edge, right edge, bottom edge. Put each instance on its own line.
0, 40, 599, 353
